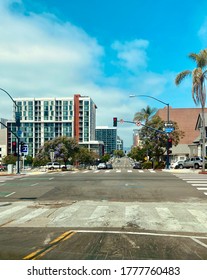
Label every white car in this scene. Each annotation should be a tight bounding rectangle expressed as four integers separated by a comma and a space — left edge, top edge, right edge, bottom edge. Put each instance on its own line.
170, 160, 184, 169
97, 163, 106, 169
45, 162, 60, 170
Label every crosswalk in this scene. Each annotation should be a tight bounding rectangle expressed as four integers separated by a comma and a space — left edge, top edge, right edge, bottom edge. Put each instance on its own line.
0, 200, 207, 233
174, 173, 207, 197
64, 169, 156, 174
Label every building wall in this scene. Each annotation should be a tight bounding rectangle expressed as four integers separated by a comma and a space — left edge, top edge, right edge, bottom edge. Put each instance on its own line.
156, 107, 207, 144
0, 129, 7, 163
95, 126, 117, 154
7, 95, 97, 157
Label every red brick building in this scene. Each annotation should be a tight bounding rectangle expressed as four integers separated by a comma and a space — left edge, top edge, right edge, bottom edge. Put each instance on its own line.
156, 107, 207, 160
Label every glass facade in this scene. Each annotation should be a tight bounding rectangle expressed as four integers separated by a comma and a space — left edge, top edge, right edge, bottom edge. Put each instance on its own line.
95, 127, 117, 154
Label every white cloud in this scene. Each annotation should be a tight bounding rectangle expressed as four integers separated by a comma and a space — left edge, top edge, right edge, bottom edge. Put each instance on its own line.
198, 17, 207, 44
0, 0, 175, 147
111, 39, 149, 72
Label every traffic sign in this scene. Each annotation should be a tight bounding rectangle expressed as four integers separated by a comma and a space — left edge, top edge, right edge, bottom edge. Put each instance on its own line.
21, 144, 28, 155
165, 127, 174, 133
136, 121, 141, 126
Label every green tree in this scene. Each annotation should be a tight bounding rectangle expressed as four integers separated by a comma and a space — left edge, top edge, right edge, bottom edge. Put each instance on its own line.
74, 147, 97, 166
133, 105, 157, 123
113, 150, 125, 157
175, 48, 207, 171
139, 116, 184, 162
2, 155, 17, 165
36, 136, 79, 166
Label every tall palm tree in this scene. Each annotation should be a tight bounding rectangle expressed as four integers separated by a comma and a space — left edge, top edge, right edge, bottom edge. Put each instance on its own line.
133, 105, 157, 123
175, 48, 207, 171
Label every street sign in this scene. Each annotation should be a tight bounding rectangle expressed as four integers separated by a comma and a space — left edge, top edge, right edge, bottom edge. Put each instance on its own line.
165, 127, 174, 133
21, 144, 28, 155
17, 130, 22, 137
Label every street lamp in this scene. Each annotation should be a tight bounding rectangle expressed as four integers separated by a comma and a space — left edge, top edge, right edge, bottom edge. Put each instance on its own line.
129, 94, 170, 169
0, 88, 21, 174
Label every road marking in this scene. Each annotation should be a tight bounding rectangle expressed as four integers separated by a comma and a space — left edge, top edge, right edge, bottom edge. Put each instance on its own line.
13, 208, 48, 224
0, 183, 5, 186
5, 192, 15, 197
196, 187, 207, 190
188, 209, 207, 228
127, 170, 132, 173
93, 170, 100, 173
116, 170, 121, 173
192, 184, 207, 187
191, 238, 207, 249
0, 205, 27, 219
186, 181, 207, 183
30, 183, 39, 186
49, 177, 54, 180
23, 230, 76, 260
138, 170, 144, 173
155, 207, 182, 231
105, 170, 110, 173
75, 229, 207, 240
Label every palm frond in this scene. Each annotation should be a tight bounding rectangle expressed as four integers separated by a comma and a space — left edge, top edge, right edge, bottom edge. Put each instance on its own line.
175, 70, 191, 85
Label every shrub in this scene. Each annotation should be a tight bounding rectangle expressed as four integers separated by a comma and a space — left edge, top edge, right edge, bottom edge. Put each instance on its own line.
142, 161, 152, 169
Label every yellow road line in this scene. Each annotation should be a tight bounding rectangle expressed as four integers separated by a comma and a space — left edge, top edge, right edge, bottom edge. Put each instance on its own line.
23, 230, 76, 260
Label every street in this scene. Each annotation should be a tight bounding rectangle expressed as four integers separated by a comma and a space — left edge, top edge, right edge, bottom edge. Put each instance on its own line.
0, 157, 207, 259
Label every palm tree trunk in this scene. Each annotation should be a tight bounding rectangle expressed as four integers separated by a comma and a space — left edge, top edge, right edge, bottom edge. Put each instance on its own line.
201, 105, 206, 171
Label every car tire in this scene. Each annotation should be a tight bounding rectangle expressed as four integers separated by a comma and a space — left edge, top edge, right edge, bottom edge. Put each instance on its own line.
178, 164, 184, 169
194, 163, 199, 169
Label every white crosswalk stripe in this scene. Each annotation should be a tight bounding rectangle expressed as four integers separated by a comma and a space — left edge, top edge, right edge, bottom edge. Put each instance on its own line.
1, 201, 207, 233
174, 173, 207, 197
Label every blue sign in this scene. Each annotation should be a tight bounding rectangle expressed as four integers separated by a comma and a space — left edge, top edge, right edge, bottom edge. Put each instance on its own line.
165, 127, 174, 133
17, 130, 22, 137
21, 144, 28, 154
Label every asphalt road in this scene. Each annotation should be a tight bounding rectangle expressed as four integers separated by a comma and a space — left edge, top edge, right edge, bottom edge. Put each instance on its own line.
0, 157, 207, 260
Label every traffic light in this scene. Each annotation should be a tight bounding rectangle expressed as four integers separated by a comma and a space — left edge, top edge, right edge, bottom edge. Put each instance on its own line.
113, 117, 117, 127
168, 138, 172, 148
12, 141, 17, 153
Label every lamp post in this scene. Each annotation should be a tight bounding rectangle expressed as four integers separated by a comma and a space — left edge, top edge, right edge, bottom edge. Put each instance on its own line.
129, 94, 170, 169
0, 88, 21, 174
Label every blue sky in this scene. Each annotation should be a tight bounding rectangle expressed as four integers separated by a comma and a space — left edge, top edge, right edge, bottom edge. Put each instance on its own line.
1, 0, 207, 147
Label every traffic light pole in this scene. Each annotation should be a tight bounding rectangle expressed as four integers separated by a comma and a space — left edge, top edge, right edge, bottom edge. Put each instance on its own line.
0, 88, 21, 174
0, 121, 20, 174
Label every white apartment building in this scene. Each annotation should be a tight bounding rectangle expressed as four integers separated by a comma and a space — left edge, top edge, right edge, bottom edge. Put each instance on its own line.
7, 94, 103, 157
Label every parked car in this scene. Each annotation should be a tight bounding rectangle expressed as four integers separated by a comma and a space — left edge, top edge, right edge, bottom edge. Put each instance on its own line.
97, 163, 107, 169
170, 160, 184, 169
133, 162, 142, 169
106, 163, 113, 169
182, 157, 204, 169
45, 162, 60, 170
0, 165, 6, 171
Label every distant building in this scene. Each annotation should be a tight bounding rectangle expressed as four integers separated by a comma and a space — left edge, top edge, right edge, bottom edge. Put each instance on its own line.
0, 129, 7, 163
117, 136, 124, 151
0, 118, 7, 129
95, 126, 117, 154
133, 129, 141, 147
6, 94, 103, 157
